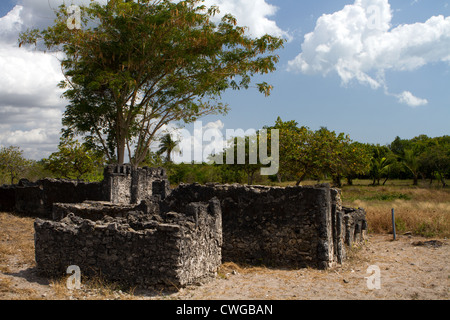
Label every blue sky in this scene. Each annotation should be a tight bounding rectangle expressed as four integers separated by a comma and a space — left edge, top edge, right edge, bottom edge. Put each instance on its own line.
0, 0, 449, 160
209, 0, 450, 145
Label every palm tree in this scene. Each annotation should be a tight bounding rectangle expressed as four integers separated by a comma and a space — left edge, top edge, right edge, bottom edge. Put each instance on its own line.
369, 145, 393, 185
157, 133, 180, 163
402, 148, 421, 186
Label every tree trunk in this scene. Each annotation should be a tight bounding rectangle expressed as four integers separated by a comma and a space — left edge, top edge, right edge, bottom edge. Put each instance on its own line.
438, 171, 447, 187
117, 138, 126, 165
347, 177, 353, 186
333, 175, 342, 188
247, 173, 253, 185
296, 172, 307, 186
413, 175, 418, 186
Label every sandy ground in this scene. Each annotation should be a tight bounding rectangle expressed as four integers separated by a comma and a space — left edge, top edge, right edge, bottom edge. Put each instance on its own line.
165, 234, 449, 300
1, 232, 448, 301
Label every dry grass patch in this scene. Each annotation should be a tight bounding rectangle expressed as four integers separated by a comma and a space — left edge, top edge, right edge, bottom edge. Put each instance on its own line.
0, 274, 41, 299
341, 184, 450, 238
48, 275, 137, 300
348, 199, 450, 237
0, 212, 35, 273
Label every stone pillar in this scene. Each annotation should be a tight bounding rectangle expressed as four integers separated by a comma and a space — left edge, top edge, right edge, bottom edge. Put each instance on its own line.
103, 165, 171, 204
103, 165, 133, 204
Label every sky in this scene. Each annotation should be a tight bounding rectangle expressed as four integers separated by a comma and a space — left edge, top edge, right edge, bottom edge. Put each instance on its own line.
0, 0, 449, 161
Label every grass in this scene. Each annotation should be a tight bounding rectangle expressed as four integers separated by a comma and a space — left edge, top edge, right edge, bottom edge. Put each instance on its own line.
0, 212, 35, 274
340, 180, 450, 238
48, 274, 137, 300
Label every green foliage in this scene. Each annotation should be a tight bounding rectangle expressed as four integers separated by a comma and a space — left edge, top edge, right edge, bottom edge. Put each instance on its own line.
157, 133, 181, 163
141, 151, 165, 168
394, 217, 408, 234
218, 134, 265, 185
264, 117, 370, 187
264, 117, 316, 184
20, 0, 284, 167
43, 137, 105, 181
415, 222, 437, 238
165, 162, 225, 185
364, 193, 411, 201
367, 144, 397, 186
0, 146, 32, 184
389, 135, 450, 187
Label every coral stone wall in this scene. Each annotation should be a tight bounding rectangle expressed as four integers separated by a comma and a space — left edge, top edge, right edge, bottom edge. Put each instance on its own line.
0, 165, 169, 218
162, 183, 352, 269
34, 198, 222, 288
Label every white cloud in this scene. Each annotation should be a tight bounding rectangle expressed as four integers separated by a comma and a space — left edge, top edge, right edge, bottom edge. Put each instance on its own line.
0, 4, 67, 159
396, 91, 428, 107
173, 120, 226, 163
288, 0, 450, 107
0, 5, 23, 44
0, 46, 65, 108
204, 0, 290, 39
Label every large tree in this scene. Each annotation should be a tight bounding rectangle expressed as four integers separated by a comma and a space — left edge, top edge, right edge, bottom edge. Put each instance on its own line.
267, 118, 320, 186
20, 0, 284, 167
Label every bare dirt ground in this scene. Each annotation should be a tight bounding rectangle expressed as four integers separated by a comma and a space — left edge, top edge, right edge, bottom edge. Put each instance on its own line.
0, 212, 448, 300
169, 234, 449, 300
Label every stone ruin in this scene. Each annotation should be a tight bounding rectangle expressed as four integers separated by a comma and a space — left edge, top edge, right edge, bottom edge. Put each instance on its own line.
0, 165, 367, 289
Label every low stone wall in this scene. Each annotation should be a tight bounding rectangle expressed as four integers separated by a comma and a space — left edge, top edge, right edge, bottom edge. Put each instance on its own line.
0, 184, 17, 212
0, 165, 170, 219
24, 164, 368, 288
34, 198, 222, 288
9, 179, 104, 219
51, 197, 161, 221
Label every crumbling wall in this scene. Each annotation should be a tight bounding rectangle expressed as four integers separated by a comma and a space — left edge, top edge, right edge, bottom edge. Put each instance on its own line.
5, 179, 104, 219
0, 182, 19, 212
34, 198, 222, 288
51, 198, 161, 221
161, 183, 364, 269
342, 207, 368, 246
102, 165, 170, 204
0, 165, 170, 218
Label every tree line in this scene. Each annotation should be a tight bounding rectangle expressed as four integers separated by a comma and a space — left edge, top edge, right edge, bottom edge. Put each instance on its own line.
154, 117, 450, 187
3, 117, 447, 187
